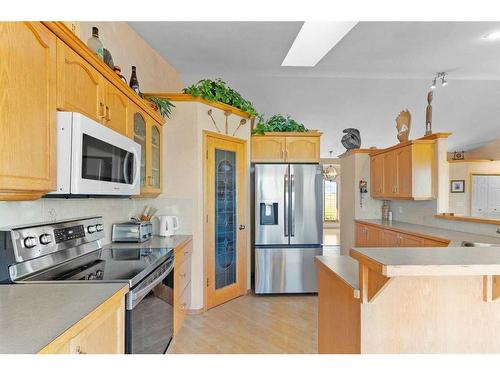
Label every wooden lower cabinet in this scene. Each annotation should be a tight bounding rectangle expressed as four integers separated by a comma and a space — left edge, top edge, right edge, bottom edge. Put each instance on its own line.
173, 240, 193, 336
355, 221, 450, 248
39, 286, 127, 354
355, 223, 381, 247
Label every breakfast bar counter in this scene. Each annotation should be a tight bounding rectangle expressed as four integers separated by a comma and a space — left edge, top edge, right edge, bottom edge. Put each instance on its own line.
316, 246, 500, 354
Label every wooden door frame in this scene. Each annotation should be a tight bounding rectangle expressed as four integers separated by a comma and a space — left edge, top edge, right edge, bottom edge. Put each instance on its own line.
203, 130, 248, 310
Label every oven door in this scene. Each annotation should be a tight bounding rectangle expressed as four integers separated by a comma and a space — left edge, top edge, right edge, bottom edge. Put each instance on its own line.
70, 112, 141, 195
126, 256, 174, 354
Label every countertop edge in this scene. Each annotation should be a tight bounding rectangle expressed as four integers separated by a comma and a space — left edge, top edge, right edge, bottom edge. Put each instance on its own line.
315, 256, 360, 298
37, 284, 129, 354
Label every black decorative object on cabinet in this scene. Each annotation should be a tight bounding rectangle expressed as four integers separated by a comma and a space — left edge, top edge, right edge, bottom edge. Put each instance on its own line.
341, 128, 361, 151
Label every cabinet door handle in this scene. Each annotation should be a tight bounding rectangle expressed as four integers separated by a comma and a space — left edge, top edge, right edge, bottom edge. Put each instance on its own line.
99, 102, 105, 119
105, 105, 111, 121
75, 346, 86, 355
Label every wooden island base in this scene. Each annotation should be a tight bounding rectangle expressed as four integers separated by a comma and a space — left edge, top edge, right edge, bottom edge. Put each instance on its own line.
316, 247, 500, 354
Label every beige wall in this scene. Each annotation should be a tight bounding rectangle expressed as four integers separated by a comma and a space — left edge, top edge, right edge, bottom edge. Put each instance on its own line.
449, 160, 500, 216
79, 22, 183, 92
164, 101, 251, 310
339, 152, 382, 255
447, 138, 500, 162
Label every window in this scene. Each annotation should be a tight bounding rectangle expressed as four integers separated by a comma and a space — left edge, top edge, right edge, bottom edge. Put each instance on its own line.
324, 180, 338, 222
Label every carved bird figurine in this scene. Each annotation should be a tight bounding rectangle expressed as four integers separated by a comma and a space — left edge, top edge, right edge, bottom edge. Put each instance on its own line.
341, 128, 361, 151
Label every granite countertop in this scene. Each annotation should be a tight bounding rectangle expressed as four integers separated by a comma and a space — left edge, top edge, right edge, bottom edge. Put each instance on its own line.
356, 219, 500, 246
104, 234, 192, 251
315, 255, 359, 298
0, 283, 128, 354
350, 246, 500, 277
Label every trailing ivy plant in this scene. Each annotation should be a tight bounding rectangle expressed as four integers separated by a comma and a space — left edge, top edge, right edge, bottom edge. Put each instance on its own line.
141, 94, 176, 119
182, 78, 257, 117
252, 114, 308, 135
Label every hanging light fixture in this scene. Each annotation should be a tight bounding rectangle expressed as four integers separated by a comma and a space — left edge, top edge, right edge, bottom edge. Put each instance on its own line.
430, 72, 448, 90
322, 151, 338, 182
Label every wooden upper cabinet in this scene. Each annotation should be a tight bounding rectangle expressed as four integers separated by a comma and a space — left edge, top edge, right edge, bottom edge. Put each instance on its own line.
129, 103, 163, 197
0, 22, 57, 199
382, 151, 398, 198
370, 154, 384, 198
56, 39, 103, 122
396, 146, 412, 198
251, 132, 322, 163
103, 80, 129, 135
370, 141, 435, 200
285, 136, 320, 163
251, 136, 285, 162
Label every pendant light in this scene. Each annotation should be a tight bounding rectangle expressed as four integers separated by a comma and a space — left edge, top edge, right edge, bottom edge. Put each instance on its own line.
322, 151, 338, 182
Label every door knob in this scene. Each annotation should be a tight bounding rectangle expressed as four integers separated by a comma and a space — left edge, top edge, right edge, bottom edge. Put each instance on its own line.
239, 225, 246, 230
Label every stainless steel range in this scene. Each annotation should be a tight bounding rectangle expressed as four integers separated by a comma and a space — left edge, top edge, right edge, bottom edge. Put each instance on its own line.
0, 216, 174, 354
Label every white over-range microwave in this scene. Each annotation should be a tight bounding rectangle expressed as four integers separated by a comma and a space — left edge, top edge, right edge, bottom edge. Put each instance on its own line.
48, 112, 141, 197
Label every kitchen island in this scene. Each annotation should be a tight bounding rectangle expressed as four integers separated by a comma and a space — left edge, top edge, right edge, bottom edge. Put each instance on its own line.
316, 247, 500, 353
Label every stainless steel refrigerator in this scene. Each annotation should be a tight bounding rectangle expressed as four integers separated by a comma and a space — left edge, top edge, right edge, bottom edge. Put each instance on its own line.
253, 164, 323, 294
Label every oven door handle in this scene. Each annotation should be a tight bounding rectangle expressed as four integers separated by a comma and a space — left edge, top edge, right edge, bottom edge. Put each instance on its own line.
129, 260, 174, 309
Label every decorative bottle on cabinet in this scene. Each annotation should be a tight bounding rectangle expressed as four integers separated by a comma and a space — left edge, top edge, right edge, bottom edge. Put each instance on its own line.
87, 27, 104, 60
129, 66, 140, 94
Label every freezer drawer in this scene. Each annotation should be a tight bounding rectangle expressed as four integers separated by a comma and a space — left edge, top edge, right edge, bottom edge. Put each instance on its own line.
255, 247, 322, 294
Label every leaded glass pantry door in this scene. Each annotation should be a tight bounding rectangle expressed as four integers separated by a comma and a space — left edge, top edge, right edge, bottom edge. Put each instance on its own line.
205, 131, 247, 309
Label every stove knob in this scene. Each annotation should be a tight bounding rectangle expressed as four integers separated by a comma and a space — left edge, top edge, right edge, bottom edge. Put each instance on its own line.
23, 236, 37, 248
87, 225, 97, 233
39, 234, 52, 245
96, 224, 103, 232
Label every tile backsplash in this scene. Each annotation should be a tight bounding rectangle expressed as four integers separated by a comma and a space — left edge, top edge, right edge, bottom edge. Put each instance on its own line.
390, 199, 500, 238
0, 195, 192, 245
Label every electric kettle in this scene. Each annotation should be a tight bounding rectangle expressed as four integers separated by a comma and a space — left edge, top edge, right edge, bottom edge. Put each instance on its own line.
157, 215, 180, 237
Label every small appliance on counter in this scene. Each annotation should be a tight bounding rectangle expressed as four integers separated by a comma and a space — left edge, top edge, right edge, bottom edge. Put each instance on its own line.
112, 220, 152, 243
157, 216, 180, 237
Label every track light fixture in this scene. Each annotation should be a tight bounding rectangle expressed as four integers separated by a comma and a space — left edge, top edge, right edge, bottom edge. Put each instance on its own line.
430, 72, 448, 90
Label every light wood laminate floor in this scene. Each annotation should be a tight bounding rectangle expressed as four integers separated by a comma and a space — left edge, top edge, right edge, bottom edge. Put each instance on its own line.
168, 294, 317, 354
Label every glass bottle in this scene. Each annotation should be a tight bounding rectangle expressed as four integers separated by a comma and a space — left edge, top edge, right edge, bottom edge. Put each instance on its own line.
129, 66, 140, 94
87, 27, 104, 61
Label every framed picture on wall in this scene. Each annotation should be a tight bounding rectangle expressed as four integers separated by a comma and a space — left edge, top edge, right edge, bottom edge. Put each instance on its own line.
450, 179, 465, 193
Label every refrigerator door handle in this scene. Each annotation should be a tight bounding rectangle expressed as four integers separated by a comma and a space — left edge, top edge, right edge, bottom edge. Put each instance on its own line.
284, 172, 289, 237
290, 173, 295, 237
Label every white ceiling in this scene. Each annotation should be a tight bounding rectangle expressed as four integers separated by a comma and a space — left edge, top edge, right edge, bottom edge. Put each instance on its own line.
129, 21, 500, 156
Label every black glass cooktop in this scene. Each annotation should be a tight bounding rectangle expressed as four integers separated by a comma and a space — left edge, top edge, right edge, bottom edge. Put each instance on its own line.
24, 247, 173, 288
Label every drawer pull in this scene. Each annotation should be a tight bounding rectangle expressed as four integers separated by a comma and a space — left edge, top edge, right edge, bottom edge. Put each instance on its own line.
184, 250, 189, 256
180, 272, 187, 278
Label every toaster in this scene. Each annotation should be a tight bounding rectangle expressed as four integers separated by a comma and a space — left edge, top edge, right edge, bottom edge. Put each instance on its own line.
112, 221, 153, 243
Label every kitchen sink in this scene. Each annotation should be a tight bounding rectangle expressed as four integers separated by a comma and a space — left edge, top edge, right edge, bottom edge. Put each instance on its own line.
461, 241, 498, 247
